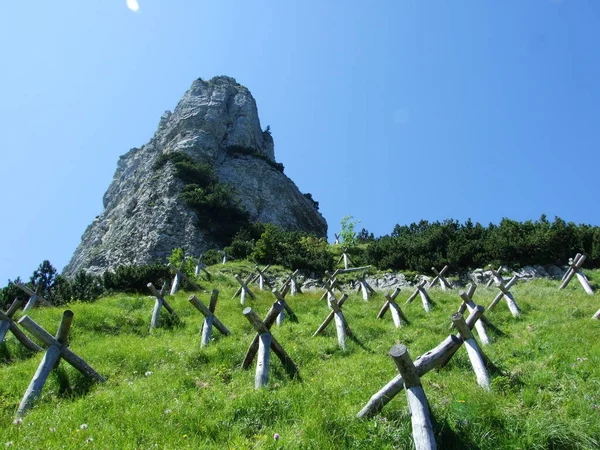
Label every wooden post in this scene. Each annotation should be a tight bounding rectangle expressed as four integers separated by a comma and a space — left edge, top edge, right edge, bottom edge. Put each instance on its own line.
255, 333, 272, 389
428, 265, 451, 291
389, 345, 437, 450
357, 307, 483, 418
0, 302, 42, 352
281, 269, 303, 297
16, 283, 50, 312
272, 289, 298, 326
254, 265, 272, 291
234, 274, 256, 305
488, 276, 520, 317
168, 262, 203, 295
452, 313, 491, 391
356, 272, 375, 301
407, 281, 431, 312
377, 288, 409, 328
334, 233, 340, 245
16, 311, 105, 416
242, 303, 282, 370
560, 254, 593, 295
147, 282, 174, 330
314, 294, 351, 350
593, 309, 600, 320
456, 285, 491, 345
194, 259, 212, 279
242, 307, 299, 381
189, 291, 230, 347
486, 265, 505, 288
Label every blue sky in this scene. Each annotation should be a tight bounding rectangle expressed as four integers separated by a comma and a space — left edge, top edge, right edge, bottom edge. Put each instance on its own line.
1, 0, 599, 282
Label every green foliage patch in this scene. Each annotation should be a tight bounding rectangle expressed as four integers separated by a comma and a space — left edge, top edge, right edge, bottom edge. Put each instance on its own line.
1, 275, 599, 448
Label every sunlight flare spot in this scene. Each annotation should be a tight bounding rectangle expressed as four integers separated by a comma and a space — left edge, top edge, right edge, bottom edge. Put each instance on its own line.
126, 0, 139, 12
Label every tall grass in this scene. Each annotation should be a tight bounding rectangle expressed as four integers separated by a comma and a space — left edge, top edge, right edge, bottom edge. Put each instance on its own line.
1, 267, 599, 449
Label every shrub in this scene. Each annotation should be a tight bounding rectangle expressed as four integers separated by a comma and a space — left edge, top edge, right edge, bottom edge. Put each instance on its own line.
102, 263, 172, 293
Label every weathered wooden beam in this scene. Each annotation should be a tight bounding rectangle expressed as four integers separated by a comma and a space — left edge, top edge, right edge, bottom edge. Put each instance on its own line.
242, 303, 282, 370
560, 254, 586, 289
272, 289, 298, 326
189, 291, 230, 347
232, 273, 254, 299
242, 307, 298, 379
255, 333, 272, 389
389, 345, 437, 450
488, 276, 520, 317
452, 313, 491, 391
0, 309, 42, 352
428, 265, 450, 291
16, 311, 105, 416
357, 307, 482, 418
16, 283, 50, 312
377, 288, 408, 328
234, 274, 256, 305
313, 294, 349, 336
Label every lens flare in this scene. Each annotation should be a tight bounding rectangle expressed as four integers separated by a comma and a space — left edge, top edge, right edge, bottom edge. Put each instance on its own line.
126, 0, 139, 12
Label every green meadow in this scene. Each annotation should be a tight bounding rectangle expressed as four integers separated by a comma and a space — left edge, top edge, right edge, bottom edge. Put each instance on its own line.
1, 265, 599, 449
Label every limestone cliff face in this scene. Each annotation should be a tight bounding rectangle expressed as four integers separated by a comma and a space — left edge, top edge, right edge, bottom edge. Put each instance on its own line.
63, 76, 327, 276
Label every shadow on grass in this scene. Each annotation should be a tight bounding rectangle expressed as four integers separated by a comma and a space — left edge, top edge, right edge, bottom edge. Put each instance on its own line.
54, 366, 96, 399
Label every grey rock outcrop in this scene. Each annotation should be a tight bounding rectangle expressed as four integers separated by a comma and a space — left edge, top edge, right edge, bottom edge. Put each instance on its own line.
64, 76, 327, 276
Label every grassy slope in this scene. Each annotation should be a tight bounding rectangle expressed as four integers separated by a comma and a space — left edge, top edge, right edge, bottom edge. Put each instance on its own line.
1, 265, 599, 449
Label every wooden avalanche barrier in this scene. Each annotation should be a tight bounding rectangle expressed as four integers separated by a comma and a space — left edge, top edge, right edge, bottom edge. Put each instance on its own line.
560, 253, 594, 295
451, 313, 491, 391
406, 280, 432, 312
427, 265, 451, 291
242, 305, 299, 388
16, 311, 105, 416
488, 275, 521, 317
168, 262, 203, 295
271, 289, 298, 326
356, 272, 375, 301
233, 274, 256, 305
313, 293, 351, 350
194, 258, 212, 279
337, 249, 355, 270
15, 283, 50, 312
281, 269, 302, 296
486, 265, 505, 288
0, 299, 42, 352
189, 290, 230, 347
377, 287, 409, 328
147, 282, 177, 330
319, 271, 343, 301
455, 284, 491, 345
389, 344, 437, 450
357, 307, 484, 418
253, 265, 272, 291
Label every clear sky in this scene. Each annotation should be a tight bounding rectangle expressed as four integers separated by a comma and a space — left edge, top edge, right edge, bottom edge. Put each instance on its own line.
1, 0, 599, 283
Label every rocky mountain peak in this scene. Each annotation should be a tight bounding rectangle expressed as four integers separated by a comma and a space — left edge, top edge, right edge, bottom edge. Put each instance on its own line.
64, 76, 327, 276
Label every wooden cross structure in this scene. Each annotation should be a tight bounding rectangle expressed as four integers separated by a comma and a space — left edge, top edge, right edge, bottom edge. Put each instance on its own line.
337, 248, 355, 270
15, 282, 50, 312
168, 262, 203, 295
406, 280, 432, 312
486, 265, 505, 288
388, 345, 437, 450
194, 258, 212, 279
333, 233, 340, 245
281, 269, 302, 297
271, 288, 298, 326
233, 274, 256, 305
319, 271, 343, 301
427, 265, 451, 291
456, 284, 491, 345
189, 290, 230, 347
560, 253, 594, 295
357, 306, 488, 418
253, 265, 273, 291
355, 271, 376, 301
488, 275, 521, 317
147, 282, 177, 329
0, 299, 42, 352
16, 311, 105, 416
313, 293, 351, 349
451, 312, 491, 391
242, 305, 299, 389
377, 287, 409, 328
